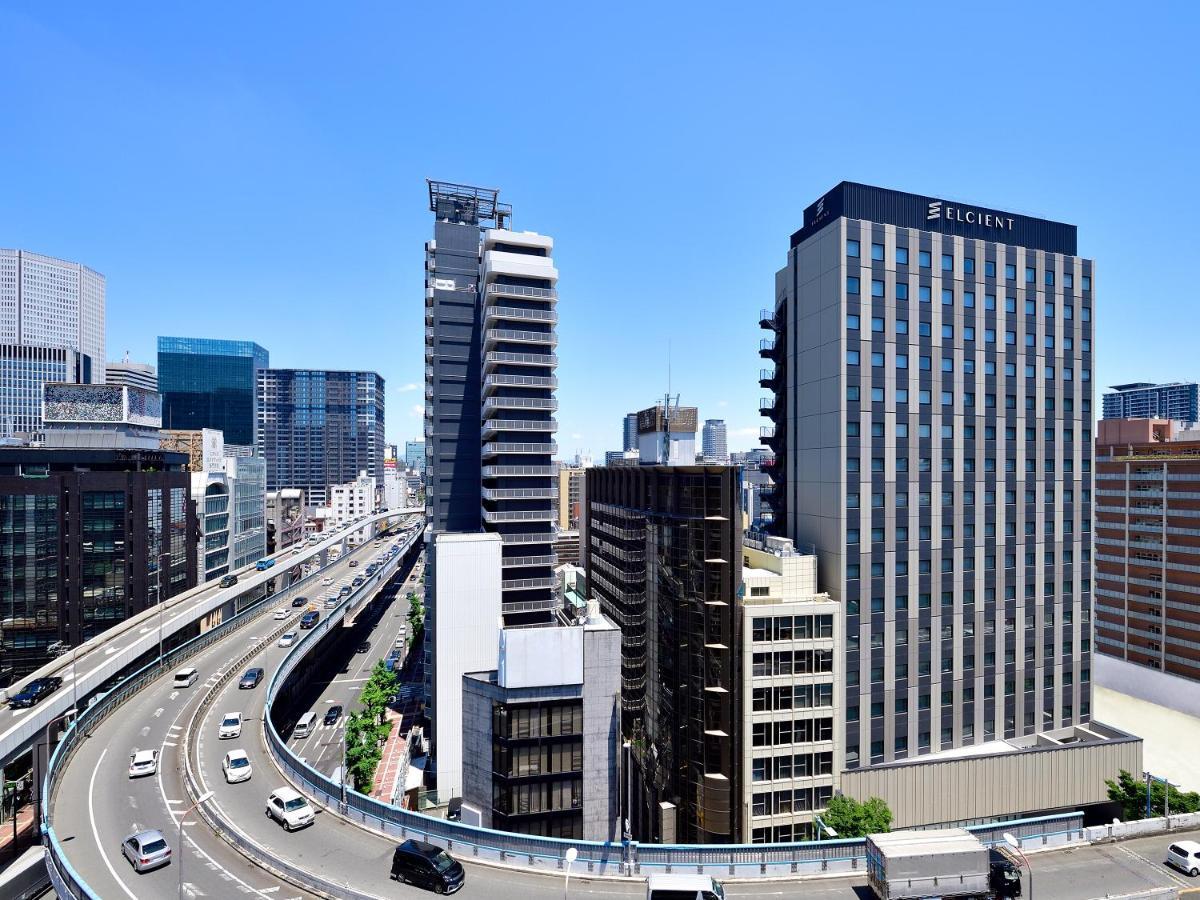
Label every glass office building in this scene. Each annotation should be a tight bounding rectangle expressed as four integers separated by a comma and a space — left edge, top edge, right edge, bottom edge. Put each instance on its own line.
256, 368, 385, 507
157, 337, 269, 447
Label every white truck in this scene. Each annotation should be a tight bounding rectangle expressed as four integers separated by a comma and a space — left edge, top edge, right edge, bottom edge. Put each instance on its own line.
866, 829, 1022, 900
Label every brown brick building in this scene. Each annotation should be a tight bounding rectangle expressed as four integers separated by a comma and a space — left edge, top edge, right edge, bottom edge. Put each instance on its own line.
1096, 419, 1200, 680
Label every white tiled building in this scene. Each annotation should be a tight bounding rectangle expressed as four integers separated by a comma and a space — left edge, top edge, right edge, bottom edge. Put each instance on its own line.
742, 534, 843, 842
329, 470, 377, 541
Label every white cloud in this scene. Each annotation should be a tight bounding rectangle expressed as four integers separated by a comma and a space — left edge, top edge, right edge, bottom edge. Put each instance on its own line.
717, 399, 729, 407
571, 432, 583, 440
396, 382, 419, 393
409, 404, 423, 418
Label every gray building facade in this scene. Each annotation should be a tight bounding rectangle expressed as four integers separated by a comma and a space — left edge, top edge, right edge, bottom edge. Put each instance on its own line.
762, 182, 1095, 772
702, 418, 729, 463
255, 368, 385, 507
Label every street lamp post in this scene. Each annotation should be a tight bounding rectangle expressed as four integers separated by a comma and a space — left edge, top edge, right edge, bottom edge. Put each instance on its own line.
1002, 832, 1031, 900
562, 846, 577, 897
177, 789, 214, 900
157, 551, 171, 668
35, 709, 77, 830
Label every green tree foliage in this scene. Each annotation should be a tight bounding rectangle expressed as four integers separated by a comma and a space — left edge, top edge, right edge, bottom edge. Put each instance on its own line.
342, 661, 401, 792
820, 794, 893, 838
1106, 769, 1200, 821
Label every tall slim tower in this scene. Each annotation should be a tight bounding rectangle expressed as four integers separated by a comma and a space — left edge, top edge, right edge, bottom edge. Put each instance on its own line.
424, 180, 560, 618
702, 418, 729, 463
763, 182, 1094, 772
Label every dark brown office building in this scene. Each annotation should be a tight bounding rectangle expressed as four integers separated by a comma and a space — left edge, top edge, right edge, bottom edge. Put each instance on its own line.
1096, 419, 1200, 681
585, 464, 741, 843
0, 447, 197, 686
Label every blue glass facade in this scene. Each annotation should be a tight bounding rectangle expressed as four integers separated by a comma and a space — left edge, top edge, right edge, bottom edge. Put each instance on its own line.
157, 336, 269, 446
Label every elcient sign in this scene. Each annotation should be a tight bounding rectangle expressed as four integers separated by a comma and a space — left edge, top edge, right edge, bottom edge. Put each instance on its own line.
927, 200, 1015, 231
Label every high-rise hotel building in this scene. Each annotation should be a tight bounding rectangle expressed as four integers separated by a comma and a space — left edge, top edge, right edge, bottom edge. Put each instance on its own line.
761, 182, 1096, 773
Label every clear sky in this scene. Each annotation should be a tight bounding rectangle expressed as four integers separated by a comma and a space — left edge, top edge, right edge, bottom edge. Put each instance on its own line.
2, 2, 1198, 454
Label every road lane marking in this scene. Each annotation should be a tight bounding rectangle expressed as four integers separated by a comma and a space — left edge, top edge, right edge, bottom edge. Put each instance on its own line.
1119, 845, 1189, 887
88, 747, 138, 900
154, 707, 164, 717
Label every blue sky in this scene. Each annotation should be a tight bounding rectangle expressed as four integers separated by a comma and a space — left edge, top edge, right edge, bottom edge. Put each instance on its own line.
2, 2, 1198, 454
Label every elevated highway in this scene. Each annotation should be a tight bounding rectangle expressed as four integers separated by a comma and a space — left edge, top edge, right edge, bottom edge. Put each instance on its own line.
0, 508, 409, 769
35, 506, 1200, 899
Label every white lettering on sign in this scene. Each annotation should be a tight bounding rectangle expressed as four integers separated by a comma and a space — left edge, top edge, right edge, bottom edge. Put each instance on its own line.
927, 200, 1014, 231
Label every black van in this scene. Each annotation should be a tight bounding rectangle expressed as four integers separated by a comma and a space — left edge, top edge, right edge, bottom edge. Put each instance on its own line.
390, 840, 464, 893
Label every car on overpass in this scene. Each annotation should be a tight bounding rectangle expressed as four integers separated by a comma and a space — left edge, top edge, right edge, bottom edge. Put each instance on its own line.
222, 749, 252, 784
219, 712, 242, 739
219, 574, 239, 588
291, 595, 308, 607
127, 749, 158, 778
266, 786, 315, 832
300, 610, 320, 629
390, 839, 465, 893
121, 829, 171, 873
255, 558, 276, 571
7, 676, 63, 709
238, 668, 264, 689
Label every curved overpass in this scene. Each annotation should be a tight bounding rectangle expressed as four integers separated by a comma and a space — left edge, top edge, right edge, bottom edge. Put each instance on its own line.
1, 508, 409, 768
38, 508, 1200, 900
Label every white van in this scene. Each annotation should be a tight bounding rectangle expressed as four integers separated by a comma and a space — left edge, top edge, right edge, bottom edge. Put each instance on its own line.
646, 874, 725, 900
293, 711, 318, 739
173, 667, 199, 688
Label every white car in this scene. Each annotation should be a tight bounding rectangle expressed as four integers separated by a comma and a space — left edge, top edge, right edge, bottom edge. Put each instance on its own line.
273, 607, 290, 620
321, 577, 334, 586
128, 749, 158, 778
278, 631, 298, 648
222, 749, 252, 783
266, 786, 315, 831
218, 712, 242, 739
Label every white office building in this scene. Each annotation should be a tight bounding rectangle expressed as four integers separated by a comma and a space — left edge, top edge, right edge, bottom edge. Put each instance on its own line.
0, 249, 106, 441
106, 358, 157, 391
329, 470, 377, 542
427, 532, 503, 803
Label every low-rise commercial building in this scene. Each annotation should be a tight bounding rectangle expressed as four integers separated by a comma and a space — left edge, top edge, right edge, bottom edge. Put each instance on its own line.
742, 535, 842, 842
461, 604, 621, 840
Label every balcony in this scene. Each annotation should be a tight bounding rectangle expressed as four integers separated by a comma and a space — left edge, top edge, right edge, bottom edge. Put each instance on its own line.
759, 398, 775, 416
485, 283, 557, 303
483, 396, 557, 413
501, 555, 557, 569
482, 508, 556, 524
481, 419, 558, 439
483, 465, 557, 478
500, 531, 556, 545
759, 367, 778, 388
485, 351, 557, 369
759, 308, 777, 330
485, 328, 558, 350
501, 576, 559, 592
759, 338, 776, 357
760, 426, 775, 440
485, 305, 558, 327
483, 374, 557, 395
482, 487, 558, 501
483, 441, 557, 457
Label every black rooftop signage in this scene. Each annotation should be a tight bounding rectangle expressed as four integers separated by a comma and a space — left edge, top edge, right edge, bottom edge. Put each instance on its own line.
791, 182, 1078, 255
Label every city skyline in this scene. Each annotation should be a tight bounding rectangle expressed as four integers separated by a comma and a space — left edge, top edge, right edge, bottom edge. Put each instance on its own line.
4, 5, 1199, 453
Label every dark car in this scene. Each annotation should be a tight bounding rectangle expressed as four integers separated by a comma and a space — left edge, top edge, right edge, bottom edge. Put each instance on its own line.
8, 676, 64, 709
390, 840, 464, 893
348, 560, 359, 568
323, 704, 342, 726
339, 585, 352, 596
238, 668, 264, 689
291, 595, 307, 607
219, 574, 239, 588
356, 640, 371, 654
299, 610, 319, 629
366, 564, 378, 576
352, 576, 365, 587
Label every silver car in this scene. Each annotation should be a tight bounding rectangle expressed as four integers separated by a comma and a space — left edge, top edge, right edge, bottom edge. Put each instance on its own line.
121, 828, 171, 872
